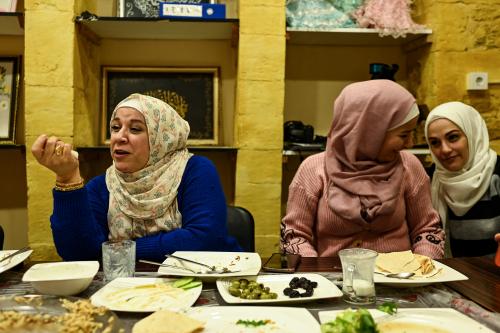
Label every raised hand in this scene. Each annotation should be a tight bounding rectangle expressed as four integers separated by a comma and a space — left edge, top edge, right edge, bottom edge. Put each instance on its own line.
31, 134, 81, 184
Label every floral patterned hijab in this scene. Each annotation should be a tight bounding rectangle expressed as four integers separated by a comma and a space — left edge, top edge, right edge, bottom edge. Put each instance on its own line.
325, 80, 417, 222
106, 93, 192, 240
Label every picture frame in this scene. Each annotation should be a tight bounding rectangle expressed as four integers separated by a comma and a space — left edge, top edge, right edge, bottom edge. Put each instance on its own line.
118, 0, 210, 17
102, 66, 219, 146
0, 0, 17, 12
0, 57, 20, 144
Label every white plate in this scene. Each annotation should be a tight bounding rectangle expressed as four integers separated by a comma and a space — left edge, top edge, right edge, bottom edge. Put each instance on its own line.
187, 306, 321, 333
90, 277, 202, 312
374, 260, 468, 287
318, 308, 494, 333
0, 249, 33, 274
217, 273, 342, 304
158, 251, 261, 279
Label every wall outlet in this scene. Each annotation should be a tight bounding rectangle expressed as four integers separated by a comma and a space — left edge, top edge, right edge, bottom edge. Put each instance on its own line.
467, 72, 488, 90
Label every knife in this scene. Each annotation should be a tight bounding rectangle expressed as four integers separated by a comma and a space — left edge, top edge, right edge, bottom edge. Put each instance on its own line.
0, 247, 31, 265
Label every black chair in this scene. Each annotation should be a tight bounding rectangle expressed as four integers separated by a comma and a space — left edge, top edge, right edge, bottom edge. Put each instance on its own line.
227, 205, 255, 252
0, 224, 4, 250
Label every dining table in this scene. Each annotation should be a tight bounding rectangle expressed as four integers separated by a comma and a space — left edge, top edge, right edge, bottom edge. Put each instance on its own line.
0, 255, 499, 332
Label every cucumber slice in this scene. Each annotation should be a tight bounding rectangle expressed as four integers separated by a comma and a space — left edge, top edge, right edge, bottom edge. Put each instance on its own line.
181, 280, 202, 290
172, 277, 194, 288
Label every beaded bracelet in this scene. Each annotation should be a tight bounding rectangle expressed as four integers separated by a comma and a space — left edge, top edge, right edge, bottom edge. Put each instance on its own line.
54, 178, 84, 192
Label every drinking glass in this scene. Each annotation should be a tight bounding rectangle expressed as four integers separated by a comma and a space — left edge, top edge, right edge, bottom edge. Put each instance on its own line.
339, 248, 378, 305
102, 240, 136, 282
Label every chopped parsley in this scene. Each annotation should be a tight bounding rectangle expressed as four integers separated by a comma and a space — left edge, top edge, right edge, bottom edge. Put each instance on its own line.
236, 319, 273, 327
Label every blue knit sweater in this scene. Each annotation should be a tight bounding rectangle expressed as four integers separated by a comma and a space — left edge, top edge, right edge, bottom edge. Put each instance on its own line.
50, 155, 242, 261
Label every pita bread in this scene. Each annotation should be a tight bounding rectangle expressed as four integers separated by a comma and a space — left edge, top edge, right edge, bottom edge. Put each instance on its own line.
376, 251, 435, 276
414, 253, 435, 275
132, 310, 204, 333
376, 250, 419, 273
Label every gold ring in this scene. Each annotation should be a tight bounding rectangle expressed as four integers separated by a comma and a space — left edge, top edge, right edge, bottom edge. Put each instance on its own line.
55, 145, 63, 156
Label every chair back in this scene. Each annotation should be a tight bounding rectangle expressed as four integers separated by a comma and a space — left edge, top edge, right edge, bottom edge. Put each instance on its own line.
0, 224, 4, 250
227, 205, 255, 252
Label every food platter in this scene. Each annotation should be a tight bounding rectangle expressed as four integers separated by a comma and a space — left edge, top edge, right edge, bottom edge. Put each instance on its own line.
186, 306, 321, 333
0, 249, 33, 275
90, 277, 202, 312
216, 273, 342, 304
158, 251, 261, 279
374, 260, 468, 287
318, 308, 494, 333
0, 294, 123, 332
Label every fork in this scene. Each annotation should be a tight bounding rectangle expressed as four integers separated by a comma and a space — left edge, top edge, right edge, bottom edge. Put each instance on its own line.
164, 254, 240, 274
138, 260, 198, 273
0, 247, 31, 266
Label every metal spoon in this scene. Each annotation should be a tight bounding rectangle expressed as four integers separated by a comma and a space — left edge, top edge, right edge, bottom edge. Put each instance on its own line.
375, 271, 415, 279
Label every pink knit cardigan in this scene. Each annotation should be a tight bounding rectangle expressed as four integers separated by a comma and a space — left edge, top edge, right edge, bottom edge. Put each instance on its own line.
281, 151, 444, 259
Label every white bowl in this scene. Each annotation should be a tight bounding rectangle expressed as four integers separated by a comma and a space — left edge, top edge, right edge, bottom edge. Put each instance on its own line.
22, 261, 99, 296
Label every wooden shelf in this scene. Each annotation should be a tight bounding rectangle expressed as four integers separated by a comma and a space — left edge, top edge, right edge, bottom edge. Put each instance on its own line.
286, 27, 432, 46
76, 16, 238, 40
0, 13, 23, 36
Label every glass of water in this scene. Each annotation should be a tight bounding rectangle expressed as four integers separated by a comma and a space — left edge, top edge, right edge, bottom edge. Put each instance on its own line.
102, 240, 136, 282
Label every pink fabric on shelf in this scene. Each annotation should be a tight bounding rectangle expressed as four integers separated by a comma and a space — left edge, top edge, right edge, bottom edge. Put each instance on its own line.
353, 0, 425, 38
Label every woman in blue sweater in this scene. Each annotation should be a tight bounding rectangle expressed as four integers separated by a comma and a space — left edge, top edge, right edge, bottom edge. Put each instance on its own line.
31, 93, 241, 261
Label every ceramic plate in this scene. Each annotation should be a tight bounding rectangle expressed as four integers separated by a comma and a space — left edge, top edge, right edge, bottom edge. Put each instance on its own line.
0, 294, 123, 332
319, 308, 494, 333
157, 251, 261, 279
90, 277, 202, 312
217, 273, 342, 304
0, 249, 33, 274
187, 306, 321, 333
374, 260, 468, 287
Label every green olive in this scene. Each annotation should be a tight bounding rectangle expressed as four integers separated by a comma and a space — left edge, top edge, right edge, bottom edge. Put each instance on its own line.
228, 287, 241, 297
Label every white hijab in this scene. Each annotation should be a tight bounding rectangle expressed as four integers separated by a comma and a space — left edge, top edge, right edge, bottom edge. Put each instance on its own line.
424, 102, 497, 227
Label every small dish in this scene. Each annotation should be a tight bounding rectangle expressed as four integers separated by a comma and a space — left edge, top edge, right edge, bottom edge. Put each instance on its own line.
216, 273, 343, 304
318, 308, 494, 333
0, 248, 33, 275
186, 306, 321, 333
22, 261, 99, 296
158, 251, 261, 280
90, 277, 202, 312
374, 260, 468, 287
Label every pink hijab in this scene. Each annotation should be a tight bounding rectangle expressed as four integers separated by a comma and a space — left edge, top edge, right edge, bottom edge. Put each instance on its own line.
325, 80, 416, 222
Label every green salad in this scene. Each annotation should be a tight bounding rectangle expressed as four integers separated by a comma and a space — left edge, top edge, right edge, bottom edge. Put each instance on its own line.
320, 302, 397, 333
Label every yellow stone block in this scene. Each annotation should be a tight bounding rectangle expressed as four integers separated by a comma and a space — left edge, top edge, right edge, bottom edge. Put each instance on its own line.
239, 5, 285, 36
25, 12, 74, 87
237, 113, 283, 149
25, 0, 75, 11
236, 80, 284, 117
238, 35, 285, 81
236, 150, 282, 184
24, 87, 74, 136
239, 0, 283, 7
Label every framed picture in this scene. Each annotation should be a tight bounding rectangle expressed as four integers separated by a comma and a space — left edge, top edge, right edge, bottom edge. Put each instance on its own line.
102, 66, 219, 145
0, 57, 20, 144
118, 0, 210, 17
0, 0, 17, 12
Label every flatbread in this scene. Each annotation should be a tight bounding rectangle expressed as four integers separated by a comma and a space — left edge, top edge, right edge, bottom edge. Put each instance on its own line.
132, 310, 204, 333
376, 251, 435, 277
414, 253, 435, 275
376, 250, 419, 273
